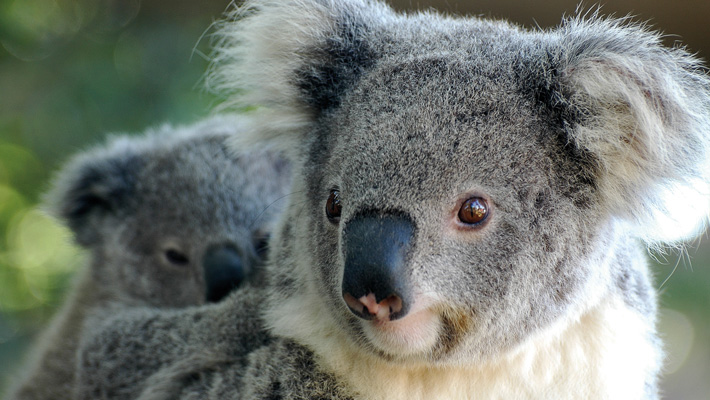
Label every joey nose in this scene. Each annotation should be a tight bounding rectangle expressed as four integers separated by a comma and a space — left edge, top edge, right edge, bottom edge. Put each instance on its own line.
203, 244, 247, 303
342, 214, 415, 321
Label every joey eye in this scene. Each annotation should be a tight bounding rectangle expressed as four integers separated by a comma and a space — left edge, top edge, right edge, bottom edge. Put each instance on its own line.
458, 197, 489, 225
325, 189, 342, 223
165, 249, 190, 266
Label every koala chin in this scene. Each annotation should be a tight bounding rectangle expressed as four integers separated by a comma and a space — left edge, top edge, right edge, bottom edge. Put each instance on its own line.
73, 1, 710, 399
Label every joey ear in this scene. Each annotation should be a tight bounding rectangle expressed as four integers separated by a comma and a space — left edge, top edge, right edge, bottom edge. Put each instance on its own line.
210, 0, 386, 156
45, 143, 139, 246
550, 16, 710, 243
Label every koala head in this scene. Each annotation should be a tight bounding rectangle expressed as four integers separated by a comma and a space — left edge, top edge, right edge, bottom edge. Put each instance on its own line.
214, 1, 710, 364
47, 116, 290, 307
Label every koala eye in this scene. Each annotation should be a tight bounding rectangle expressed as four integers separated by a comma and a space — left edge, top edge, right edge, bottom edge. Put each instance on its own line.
325, 189, 342, 223
164, 249, 190, 266
458, 197, 489, 226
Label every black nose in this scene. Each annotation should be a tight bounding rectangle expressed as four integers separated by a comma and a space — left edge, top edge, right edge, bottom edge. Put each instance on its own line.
203, 244, 247, 303
341, 213, 415, 321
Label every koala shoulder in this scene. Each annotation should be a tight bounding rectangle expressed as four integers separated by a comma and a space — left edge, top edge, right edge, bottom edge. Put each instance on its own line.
212, 338, 350, 400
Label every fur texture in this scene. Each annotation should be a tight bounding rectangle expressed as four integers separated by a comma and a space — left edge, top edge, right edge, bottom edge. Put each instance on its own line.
76, 1, 710, 399
5, 115, 290, 400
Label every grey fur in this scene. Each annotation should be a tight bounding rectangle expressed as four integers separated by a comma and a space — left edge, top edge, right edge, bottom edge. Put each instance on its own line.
6, 115, 290, 400
76, 1, 710, 399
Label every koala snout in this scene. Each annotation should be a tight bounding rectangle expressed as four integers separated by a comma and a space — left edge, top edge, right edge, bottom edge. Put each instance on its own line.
341, 214, 414, 321
203, 244, 248, 303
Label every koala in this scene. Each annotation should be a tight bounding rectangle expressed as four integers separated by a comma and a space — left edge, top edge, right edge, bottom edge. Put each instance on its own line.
74, 1, 710, 399
5, 115, 290, 400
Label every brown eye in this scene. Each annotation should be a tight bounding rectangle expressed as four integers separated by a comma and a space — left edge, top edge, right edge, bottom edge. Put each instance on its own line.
165, 249, 189, 266
458, 197, 489, 225
325, 189, 342, 223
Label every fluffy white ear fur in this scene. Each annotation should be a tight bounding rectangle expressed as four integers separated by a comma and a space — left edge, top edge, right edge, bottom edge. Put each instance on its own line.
557, 17, 710, 244
209, 0, 331, 152
209, 0, 386, 155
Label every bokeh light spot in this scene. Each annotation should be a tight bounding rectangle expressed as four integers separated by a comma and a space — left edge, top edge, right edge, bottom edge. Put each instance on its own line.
658, 308, 695, 374
6, 209, 80, 273
0, 185, 27, 228
1, 0, 82, 61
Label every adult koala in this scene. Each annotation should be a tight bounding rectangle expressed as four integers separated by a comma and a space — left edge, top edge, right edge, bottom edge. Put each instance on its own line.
75, 1, 710, 399
6, 115, 290, 400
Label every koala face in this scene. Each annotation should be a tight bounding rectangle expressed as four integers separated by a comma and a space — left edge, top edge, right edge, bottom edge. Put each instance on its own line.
286, 57, 607, 361
216, 0, 710, 369
50, 119, 290, 307
103, 138, 281, 306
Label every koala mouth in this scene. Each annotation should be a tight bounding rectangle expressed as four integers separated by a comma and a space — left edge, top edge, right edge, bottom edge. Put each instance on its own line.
355, 296, 441, 356
343, 293, 404, 322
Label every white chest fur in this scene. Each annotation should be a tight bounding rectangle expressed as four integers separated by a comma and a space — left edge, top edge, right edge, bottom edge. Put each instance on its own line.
273, 295, 659, 400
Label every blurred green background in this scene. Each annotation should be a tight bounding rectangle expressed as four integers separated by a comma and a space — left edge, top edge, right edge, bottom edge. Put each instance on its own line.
0, 0, 708, 398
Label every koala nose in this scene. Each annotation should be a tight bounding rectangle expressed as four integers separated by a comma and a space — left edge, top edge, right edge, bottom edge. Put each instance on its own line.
342, 213, 415, 321
203, 244, 248, 303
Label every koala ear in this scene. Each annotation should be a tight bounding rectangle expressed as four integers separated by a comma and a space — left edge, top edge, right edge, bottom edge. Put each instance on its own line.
550, 16, 710, 243
209, 0, 386, 156
44, 138, 140, 246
